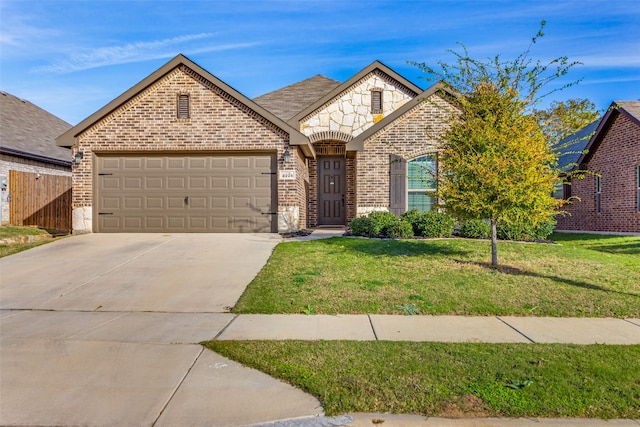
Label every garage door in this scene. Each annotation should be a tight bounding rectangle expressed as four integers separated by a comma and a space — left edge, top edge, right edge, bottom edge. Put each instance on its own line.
95, 153, 276, 232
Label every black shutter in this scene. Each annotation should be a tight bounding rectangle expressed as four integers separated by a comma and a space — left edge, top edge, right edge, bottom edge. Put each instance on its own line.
389, 154, 407, 215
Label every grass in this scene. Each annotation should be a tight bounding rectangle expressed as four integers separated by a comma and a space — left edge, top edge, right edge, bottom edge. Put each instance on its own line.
0, 226, 57, 258
204, 340, 640, 419
232, 233, 640, 317
0, 225, 51, 239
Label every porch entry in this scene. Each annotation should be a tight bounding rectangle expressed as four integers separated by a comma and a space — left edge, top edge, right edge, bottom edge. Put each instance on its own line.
318, 156, 345, 225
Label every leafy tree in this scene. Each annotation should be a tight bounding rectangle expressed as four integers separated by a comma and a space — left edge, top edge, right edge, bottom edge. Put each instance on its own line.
412, 21, 594, 265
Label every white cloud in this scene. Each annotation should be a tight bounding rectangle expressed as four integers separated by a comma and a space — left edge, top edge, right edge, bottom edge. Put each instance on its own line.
32, 33, 262, 73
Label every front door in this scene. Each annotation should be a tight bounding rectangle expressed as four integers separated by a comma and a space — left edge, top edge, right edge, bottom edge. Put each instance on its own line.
318, 156, 345, 225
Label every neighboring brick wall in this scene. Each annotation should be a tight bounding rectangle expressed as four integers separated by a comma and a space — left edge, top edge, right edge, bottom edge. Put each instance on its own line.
0, 154, 71, 224
357, 95, 453, 213
73, 65, 306, 232
556, 112, 640, 233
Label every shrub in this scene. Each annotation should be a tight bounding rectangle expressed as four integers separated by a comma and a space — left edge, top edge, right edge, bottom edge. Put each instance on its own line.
459, 219, 491, 239
497, 218, 556, 241
368, 211, 401, 236
386, 219, 414, 238
348, 216, 372, 236
401, 209, 455, 238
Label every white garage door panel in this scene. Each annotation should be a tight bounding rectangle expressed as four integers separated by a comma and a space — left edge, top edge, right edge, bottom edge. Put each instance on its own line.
96, 154, 276, 233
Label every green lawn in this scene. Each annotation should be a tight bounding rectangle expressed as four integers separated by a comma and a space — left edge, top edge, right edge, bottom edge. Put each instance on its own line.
233, 233, 640, 317
205, 341, 640, 419
0, 226, 57, 258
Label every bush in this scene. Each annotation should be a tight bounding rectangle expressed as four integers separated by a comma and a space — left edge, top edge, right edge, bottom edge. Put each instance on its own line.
386, 220, 414, 238
349, 212, 414, 238
368, 211, 401, 236
459, 219, 491, 239
497, 218, 556, 241
401, 209, 455, 238
348, 216, 372, 236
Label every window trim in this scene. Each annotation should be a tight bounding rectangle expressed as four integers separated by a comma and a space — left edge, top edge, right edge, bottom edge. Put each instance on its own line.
595, 174, 602, 214
636, 165, 640, 213
407, 154, 437, 212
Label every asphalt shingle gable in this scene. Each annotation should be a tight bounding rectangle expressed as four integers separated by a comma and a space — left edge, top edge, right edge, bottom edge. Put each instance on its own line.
1, 91, 72, 163
253, 75, 341, 121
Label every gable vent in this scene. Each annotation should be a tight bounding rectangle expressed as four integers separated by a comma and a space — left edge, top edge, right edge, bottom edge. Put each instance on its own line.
177, 94, 190, 119
371, 90, 383, 114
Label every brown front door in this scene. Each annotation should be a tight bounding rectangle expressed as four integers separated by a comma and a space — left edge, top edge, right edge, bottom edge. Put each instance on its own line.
318, 156, 345, 225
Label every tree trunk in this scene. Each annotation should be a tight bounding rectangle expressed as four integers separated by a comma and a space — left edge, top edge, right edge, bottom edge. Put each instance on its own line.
491, 219, 498, 266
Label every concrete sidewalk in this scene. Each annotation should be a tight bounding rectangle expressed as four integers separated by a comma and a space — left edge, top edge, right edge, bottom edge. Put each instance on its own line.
215, 313, 640, 344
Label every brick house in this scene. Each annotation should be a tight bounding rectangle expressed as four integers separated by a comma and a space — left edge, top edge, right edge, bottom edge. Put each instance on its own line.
556, 101, 640, 233
0, 91, 72, 224
57, 54, 456, 233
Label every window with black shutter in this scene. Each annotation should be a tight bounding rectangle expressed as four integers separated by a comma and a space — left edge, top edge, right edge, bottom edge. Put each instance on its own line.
177, 94, 190, 119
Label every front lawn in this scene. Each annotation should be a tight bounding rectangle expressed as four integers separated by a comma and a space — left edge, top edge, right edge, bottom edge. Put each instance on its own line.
205, 340, 640, 419
233, 233, 640, 317
0, 226, 57, 258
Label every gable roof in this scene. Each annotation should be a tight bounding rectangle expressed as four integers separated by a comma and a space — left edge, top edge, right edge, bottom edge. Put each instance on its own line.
253, 75, 341, 122
56, 54, 314, 157
565, 100, 640, 169
0, 91, 72, 166
346, 82, 457, 151
556, 119, 601, 172
287, 60, 423, 127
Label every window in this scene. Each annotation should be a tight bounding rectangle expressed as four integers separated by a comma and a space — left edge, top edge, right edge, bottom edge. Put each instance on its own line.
637, 165, 640, 213
371, 90, 383, 114
177, 94, 190, 119
595, 175, 602, 214
408, 155, 437, 211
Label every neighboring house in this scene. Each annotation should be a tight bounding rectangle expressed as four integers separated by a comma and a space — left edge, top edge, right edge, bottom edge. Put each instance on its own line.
57, 54, 456, 233
0, 91, 72, 224
556, 101, 640, 233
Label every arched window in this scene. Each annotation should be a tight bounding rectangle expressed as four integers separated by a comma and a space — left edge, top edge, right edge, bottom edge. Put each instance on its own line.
407, 155, 437, 211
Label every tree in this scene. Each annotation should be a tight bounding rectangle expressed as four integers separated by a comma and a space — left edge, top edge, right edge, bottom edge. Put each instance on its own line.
412, 21, 596, 265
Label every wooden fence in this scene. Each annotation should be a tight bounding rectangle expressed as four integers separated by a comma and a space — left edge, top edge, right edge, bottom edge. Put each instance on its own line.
9, 170, 72, 232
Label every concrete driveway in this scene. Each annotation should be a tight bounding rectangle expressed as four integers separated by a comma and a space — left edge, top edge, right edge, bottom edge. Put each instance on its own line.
0, 233, 323, 427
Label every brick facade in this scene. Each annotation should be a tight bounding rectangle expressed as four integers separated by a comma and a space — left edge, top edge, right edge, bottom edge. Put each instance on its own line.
0, 154, 71, 224
556, 111, 640, 233
72, 65, 305, 232
357, 95, 453, 214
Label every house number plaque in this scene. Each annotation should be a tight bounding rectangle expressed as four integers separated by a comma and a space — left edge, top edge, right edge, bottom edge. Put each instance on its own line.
279, 170, 296, 180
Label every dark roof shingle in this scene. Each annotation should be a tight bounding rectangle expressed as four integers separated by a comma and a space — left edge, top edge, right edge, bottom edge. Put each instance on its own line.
1, 91, 72, 164
253, 75, 341, 121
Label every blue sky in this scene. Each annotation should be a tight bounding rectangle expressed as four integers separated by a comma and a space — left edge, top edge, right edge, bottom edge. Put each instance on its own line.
1, 0, 639, 125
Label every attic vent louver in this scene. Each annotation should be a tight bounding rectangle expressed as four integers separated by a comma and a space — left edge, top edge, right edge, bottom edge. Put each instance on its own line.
177, 94, 190, 119
371, 89, 383, 114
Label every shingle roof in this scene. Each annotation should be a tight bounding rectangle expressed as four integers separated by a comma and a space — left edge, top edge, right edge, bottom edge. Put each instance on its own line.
1, 91, 72, 165
556, 119, 601, 172
253, 75, 341, 121
557, 100, 640, 172
616, 100, 640, 122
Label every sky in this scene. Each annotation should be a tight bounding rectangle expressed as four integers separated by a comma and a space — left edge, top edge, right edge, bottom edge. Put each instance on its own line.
1, 0, 639, 126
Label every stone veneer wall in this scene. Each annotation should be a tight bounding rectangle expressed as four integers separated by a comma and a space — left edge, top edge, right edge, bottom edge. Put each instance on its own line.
300, 70, 416, 139
357, 95, 453, 215
72, 65, 306, 233
0, 154, 71, 224
556, 112, 640, 233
